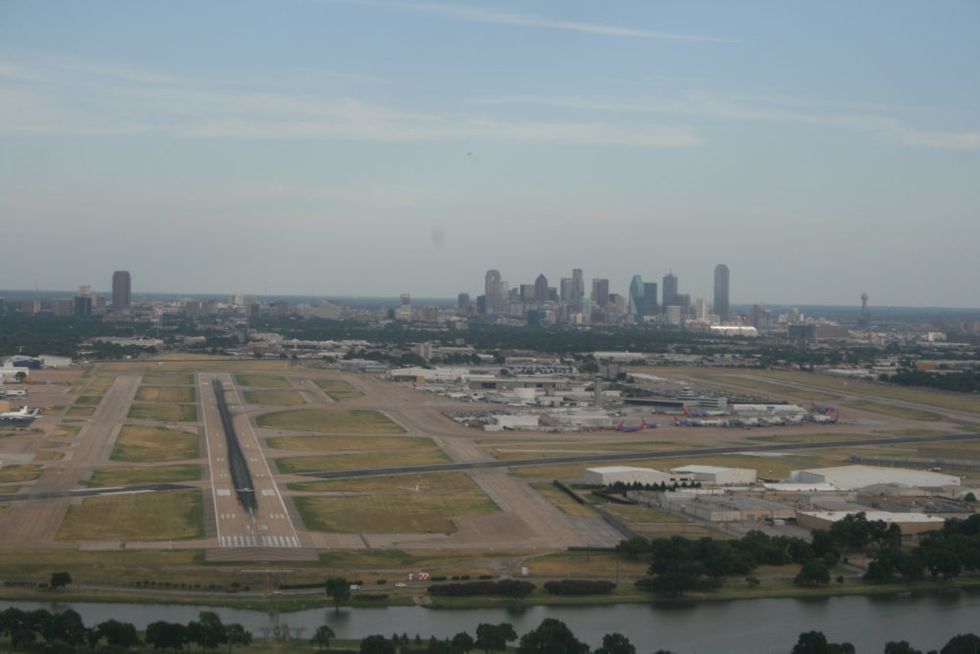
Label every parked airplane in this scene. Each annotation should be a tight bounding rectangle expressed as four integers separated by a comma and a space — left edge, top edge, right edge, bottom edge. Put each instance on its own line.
613, 418, 657, 432
812, 402, 837, 415
0, 406, 40, 426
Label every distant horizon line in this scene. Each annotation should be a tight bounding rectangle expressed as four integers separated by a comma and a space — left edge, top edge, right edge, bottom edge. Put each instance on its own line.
2, 288, 979, 312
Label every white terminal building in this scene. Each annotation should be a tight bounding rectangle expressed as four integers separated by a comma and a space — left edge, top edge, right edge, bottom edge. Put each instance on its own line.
586, 466, 686, 486
790, 465, 960, 490
669, 465, 757, 486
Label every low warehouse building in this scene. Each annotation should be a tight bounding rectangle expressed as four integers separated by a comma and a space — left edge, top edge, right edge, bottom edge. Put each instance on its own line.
797, 510, 945, 536
585, 466, 676, 486
670, 465, 757, 486
790, 465, 959, 490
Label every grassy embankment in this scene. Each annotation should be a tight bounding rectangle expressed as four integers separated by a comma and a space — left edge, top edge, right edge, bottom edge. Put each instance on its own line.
244, 390, 307, 406
257, 409, 403, 433
111, 425, 199, 462
291, 473, 498, 533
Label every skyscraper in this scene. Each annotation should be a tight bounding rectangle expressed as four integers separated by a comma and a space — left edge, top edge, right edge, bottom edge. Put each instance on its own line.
662, 273, 678, 311
591, 278, 609, 307
484, 269, 503, 314
559, 277, 574, 305
571, 269, 585, 305
628, 275, 645, 319
534, 274, 549, 304
112, 271, 131, 308
642, 282, 658, 317
714, 264, 730, 322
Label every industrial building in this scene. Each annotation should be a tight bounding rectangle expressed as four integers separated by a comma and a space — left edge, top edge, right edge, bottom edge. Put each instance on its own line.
585, 466, 679, 486
796, 510, 946, 536
669, 465, 757, 486
661, 494, 796, 523
790, 465, 960, 490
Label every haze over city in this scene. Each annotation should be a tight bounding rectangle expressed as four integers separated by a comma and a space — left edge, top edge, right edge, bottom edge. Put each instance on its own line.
1, 1, 979, 306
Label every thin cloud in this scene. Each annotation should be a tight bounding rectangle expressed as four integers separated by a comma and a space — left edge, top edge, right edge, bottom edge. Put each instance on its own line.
0, 56, 702, 148
471, 93, 980, 151
333, 0, 729, 43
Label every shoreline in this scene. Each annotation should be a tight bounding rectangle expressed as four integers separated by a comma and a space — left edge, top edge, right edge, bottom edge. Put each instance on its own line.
1, 576, 978, 612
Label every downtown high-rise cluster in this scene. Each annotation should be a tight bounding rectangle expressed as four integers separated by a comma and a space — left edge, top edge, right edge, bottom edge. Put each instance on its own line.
460, 265, 732, 326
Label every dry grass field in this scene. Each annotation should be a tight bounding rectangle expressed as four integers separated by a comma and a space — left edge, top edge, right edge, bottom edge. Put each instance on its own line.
599, 503, 727, 538
235, 374, 291, 388
243, 389, 306, 406
519, 551, 650, 579
531, 483, 599, 518
141, 371, 195, 386
277, 448, 449, 473
128, 403, 198, 422
844, 400, 943, 421
314, 379, 363, 400
257, 409, 403, 433
0, 464, 43, 483
111, 425, 199, 462
66, 405, 96, 418
74, 395, 103, 406
135, 386, 197, 403
56, 490, 204, 541
292, 473, 498, 533
85, 465, 202, 487
51, 424, 81, 439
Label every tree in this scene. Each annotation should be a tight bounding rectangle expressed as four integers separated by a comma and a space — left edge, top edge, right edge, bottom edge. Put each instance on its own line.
49, 571, 72, 589
146, 622, 187, 653
885, 642, 923, 654
594, 632, 636, 654
325, 577, 352, 612
475, 623, 517, 653
312, 626, 335, 653
791, 631, 854, 654
615, 537, 650, 560
96, 619, 140, 649
225, 624, 252, 654
360, 634, 396, 654
940, 633, 980, 654
515, 618, 588, 654
637, 572, 699, 597
451, 631, 475, 654
794, 561, 831, 587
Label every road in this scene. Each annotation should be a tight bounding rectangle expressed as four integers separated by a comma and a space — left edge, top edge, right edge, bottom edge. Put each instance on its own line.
0, 483, 192, 503
299, 431, 980, 480
199, 374, 302, 549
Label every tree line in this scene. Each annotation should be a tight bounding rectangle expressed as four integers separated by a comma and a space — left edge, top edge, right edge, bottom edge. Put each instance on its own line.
0, 608, 250, 654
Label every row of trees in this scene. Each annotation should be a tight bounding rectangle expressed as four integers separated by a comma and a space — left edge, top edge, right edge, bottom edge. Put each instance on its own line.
881, 370, 980, 394
621, 513, 980, 598
865, 515, 980, 583
343, 621, 980, 654
0, 608, 250, 654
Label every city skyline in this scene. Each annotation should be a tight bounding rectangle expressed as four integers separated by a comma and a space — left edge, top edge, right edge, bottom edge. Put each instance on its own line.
1, 2, 978, 307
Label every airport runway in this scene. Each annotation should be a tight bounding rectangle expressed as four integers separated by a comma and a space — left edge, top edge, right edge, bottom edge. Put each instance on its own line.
299, 431, 980, 480
199, 374, 302, 549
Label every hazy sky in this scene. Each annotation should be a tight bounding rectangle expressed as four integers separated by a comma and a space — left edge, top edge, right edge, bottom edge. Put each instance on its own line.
1, 1, 978, 307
